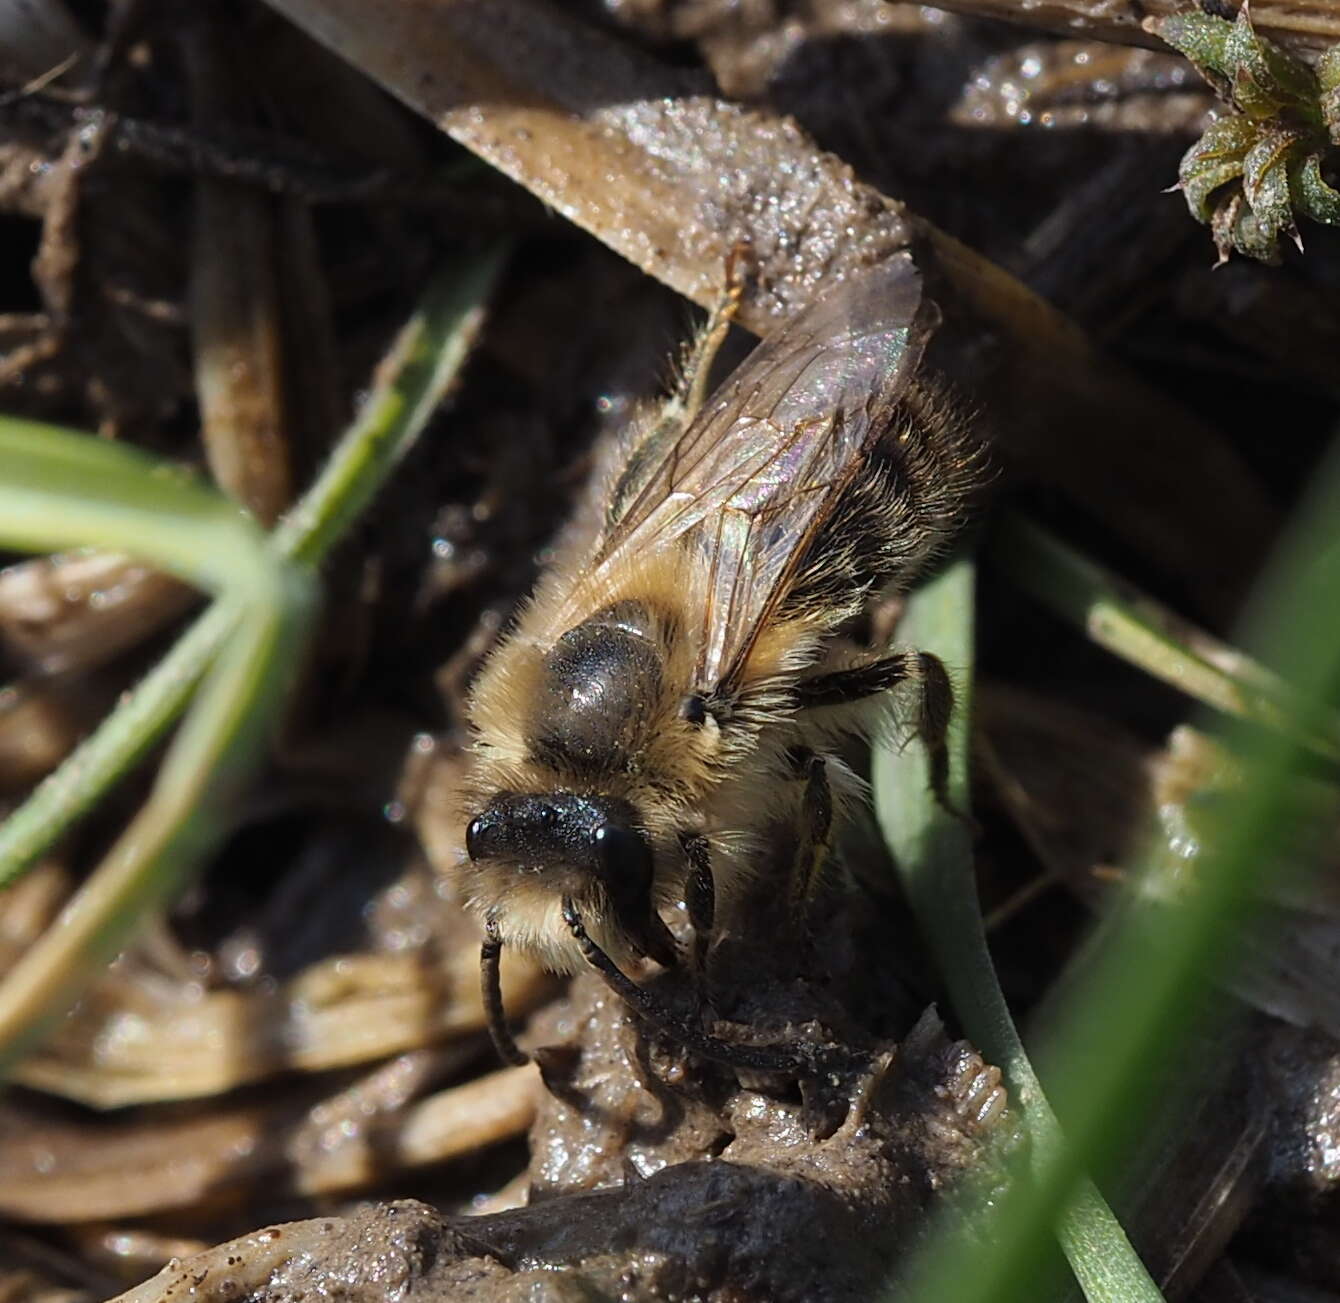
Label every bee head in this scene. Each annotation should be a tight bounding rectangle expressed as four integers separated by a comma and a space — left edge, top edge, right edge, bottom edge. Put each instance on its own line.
465, 792, 664, 956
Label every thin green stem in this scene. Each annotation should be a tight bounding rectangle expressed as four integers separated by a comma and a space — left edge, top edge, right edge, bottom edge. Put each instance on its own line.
0, 572, 313, 1073
873, 554, 1163, 1303
272, 246, 505, 566
0, 604, 236, 889
0, 247, 505, 891
992, 511, 1340, 766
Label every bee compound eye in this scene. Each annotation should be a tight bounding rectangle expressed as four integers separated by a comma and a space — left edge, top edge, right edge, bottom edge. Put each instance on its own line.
592, 822, 652, 889
679, 694, 708, 726
465, 816, 485, 860
537, 804, 558, 829
592, 821, 621, 858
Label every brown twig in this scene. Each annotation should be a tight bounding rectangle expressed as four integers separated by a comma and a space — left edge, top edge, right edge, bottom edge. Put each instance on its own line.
183, 17, 292, 526
907, 0, 1340, 65
14, 944, 551, 1108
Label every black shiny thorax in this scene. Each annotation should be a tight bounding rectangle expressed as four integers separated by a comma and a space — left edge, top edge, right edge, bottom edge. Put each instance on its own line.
528, 600, 665, 775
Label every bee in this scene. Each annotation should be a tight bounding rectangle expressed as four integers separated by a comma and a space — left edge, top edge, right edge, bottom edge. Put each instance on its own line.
461, 253, 980, 1072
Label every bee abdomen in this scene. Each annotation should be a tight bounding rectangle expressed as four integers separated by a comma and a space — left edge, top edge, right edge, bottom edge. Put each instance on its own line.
786, 381, 982, 618
528, 601, 665, 774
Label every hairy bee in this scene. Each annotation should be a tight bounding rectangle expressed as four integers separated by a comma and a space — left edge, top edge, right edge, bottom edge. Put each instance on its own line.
461, 253, 979, 1071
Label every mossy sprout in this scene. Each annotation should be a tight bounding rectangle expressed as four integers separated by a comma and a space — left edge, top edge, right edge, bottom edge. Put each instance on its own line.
1148, 4, 1340, 262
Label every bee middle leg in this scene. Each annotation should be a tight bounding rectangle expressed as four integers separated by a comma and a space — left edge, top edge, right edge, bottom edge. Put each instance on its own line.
795, 650, 954, 810
680, 832, 716, 978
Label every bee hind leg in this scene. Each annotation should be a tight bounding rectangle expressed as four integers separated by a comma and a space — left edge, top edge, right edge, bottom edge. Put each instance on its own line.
787, 748, 836, 924
677, 248, 748, 418
796, 649, 955, 812
604, 256, 748, 528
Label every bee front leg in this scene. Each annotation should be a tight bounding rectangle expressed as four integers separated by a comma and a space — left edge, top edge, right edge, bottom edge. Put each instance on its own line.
560, 895, 866, 1076
481, 913, 530, 1067
795, 650, 954, 811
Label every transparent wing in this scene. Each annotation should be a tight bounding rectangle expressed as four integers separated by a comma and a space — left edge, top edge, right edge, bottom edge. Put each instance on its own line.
590, 254, 936, 692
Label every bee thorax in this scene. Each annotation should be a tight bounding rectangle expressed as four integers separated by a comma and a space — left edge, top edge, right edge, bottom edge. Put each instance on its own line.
528, 601, 664, 773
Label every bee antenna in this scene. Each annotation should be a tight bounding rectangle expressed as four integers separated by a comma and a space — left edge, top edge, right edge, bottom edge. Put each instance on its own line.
481, 914, 530, 1067
559, 896, 868, 1078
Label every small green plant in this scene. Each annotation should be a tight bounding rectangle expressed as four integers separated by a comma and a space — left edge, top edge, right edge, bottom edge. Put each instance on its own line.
1150, 5, 1340, 262
0, 248, 504, 1074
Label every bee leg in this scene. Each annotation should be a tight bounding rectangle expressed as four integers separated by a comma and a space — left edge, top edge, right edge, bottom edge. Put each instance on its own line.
787, 749, 836, 925
560, 895, 866, 1076
605, 263, 746, 528
625, 909, 680, 971
796, 650, 955, 811
481, 913, 529, 1067
681, 832, 716, 979
678, 250, 747, 419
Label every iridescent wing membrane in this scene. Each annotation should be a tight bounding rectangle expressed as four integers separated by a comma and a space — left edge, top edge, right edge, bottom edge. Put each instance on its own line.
596, 254, 936, 692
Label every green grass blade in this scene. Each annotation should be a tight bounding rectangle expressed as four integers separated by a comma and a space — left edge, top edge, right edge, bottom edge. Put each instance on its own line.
0, 247, 505, 892
894, 452, 1340, 1302
0, 419, 314, 1065
0, 602, 237, 889
0, 421, 254, 596
0, 247, 505, 1068
0, 573, 314, 1073
873, 553, 1162, 1303
273, 246, 506, 565
991, 511, 1340, 765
